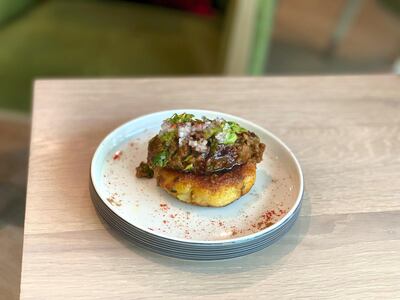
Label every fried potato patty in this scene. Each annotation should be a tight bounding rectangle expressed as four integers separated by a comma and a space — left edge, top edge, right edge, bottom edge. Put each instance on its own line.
155, 163, 256, 207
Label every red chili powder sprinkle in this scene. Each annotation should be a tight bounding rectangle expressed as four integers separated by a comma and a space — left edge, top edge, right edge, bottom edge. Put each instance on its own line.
231, 226, 237, 235
113, 150, 123, 160
163, 220, 168, 224
256, 221, 272, 230
160, 203, 170, 211
249, 208, 288, 231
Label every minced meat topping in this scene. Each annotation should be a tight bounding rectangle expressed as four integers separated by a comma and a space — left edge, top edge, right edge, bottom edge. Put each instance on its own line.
136, 113, 265, 177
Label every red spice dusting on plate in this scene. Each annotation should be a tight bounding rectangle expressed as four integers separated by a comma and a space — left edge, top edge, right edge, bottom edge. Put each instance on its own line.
113, 150, 123, 160
262, 210, 274, 219
163, 220, 168, 224
160, 203, 170, 211
231, 226, 244, 236
257, 221, 270, 230
106, 195, 121, 207
249, 208, 288, 231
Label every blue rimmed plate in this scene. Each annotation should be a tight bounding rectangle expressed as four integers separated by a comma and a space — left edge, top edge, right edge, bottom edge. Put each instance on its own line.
90, 110, 304, 259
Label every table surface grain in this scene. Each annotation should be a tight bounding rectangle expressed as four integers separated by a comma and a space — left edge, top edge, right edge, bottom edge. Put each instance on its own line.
21, 75, 400, 299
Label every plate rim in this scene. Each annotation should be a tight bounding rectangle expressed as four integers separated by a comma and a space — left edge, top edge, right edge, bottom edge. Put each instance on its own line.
90, 109, 304, 245
90, 181, 302, 251
92, 190, 300, 260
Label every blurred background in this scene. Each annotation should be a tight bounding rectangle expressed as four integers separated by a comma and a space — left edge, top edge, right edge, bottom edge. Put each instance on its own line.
0, 0, 399, 298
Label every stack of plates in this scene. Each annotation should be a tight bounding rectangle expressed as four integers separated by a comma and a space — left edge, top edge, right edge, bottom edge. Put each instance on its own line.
90, 110, 304, 260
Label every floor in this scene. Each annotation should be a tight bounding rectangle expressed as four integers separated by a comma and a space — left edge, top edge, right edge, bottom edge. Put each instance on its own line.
268, 41, 392, 75
0, 113, 29, 300
272, 0, 400, 62
269, 0, 400, 75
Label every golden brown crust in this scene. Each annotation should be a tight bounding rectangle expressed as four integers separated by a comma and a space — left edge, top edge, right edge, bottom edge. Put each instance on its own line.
155, 163, 256, 207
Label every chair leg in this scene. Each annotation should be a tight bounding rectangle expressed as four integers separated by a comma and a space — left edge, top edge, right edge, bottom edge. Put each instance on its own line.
325, 0, 364, 57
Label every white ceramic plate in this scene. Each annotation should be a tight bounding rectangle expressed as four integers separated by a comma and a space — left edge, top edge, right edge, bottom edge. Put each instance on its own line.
91, 110, 304, 245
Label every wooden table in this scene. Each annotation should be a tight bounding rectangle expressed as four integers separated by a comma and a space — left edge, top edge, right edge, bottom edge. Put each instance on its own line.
21, 76, 400, 299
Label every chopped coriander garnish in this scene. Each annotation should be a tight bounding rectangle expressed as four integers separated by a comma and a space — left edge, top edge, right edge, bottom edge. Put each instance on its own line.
204, 125, 223, 139
228, 121, 247, 134
167, 113, 195, 124
184, 163, 194, 171
224, 131, 238, 144
184, 155, 193, 162
216, 121, 247, 145
152, 150, 169, 167
159, 131, 175, 145
210, 138, 218, 153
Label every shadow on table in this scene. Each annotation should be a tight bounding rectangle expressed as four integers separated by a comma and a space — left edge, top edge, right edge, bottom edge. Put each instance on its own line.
96, 186, 312, 296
